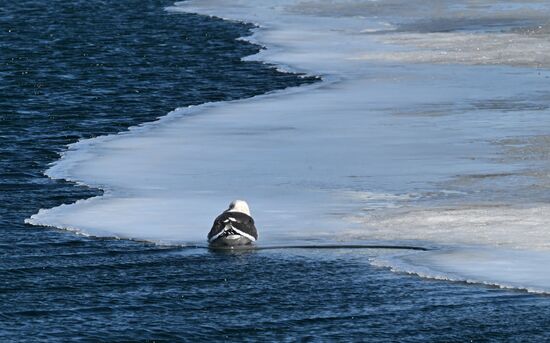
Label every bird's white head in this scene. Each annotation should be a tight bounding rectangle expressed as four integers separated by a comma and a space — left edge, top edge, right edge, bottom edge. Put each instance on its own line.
227, 200, 251, 216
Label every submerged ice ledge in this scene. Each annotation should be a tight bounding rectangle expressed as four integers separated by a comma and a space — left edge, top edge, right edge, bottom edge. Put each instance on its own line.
28, 0, 550, 292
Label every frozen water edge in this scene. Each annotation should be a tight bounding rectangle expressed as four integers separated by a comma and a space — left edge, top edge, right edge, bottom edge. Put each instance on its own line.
372, 247, 550, 294
28, 0, 550, 293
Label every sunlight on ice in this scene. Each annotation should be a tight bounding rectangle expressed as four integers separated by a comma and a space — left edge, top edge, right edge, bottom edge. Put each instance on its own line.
28, 0, 550, 292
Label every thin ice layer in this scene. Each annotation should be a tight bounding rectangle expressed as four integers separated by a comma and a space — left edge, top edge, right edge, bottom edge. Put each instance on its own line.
373, 247, 550, 294
28, 0, 550, 291
28, 65, 550, 245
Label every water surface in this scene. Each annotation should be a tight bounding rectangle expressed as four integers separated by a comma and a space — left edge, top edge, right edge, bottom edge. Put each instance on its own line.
3, 0, 550, 341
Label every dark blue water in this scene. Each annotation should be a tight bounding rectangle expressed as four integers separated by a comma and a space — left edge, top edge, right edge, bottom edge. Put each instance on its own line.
1, 1, 550, 341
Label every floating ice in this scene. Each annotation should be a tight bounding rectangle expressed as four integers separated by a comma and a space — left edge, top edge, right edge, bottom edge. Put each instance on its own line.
373, 247, 550, 294
28, 0, 550, 292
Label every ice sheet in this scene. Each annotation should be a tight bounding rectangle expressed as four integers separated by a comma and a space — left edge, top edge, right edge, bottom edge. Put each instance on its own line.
28, 0, 550, 291
373, 247, 550, 294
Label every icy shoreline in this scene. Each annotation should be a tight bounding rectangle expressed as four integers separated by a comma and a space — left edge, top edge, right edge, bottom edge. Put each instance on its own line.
29, 0, 550, 293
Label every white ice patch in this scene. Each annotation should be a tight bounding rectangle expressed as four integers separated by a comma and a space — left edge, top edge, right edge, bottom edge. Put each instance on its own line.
373, 247, 550, 294
345, 204, 550, 250
360, 31, 550, 67
29, 0, 550, 291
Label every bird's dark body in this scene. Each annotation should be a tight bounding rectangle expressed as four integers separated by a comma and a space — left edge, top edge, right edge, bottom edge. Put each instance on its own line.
208, 211, 258, 246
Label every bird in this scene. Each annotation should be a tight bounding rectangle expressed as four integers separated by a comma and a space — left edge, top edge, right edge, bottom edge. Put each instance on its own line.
207, 200, 258, 247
